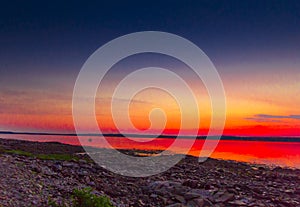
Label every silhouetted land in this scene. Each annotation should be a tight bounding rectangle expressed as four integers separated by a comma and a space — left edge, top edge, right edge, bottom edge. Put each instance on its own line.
0, 131, 300, 142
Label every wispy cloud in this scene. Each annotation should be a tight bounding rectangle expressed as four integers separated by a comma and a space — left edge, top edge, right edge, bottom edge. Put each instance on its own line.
256, 114, 300, 120
244, 117, 283, 123
245, 114, 300, 123
0, 89, 72, 115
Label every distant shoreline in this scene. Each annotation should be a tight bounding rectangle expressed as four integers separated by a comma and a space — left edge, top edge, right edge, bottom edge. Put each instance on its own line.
1, 130, 300, 142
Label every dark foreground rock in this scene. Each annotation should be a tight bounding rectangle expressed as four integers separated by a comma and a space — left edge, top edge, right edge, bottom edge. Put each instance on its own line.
0, 138, 299, 206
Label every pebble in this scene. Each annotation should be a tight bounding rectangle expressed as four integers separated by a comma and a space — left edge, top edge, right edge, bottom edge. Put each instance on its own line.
0, 139, 299, 207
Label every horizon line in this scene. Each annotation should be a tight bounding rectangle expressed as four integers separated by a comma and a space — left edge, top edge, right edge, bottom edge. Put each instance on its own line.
0, 130, 300, 142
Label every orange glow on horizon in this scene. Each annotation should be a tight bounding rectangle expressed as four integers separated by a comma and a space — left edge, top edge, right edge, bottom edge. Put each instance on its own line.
0, 69, 299, 137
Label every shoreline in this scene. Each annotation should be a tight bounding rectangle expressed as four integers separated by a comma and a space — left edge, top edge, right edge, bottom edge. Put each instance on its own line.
0, 138, 299, 206
1, 137, 299, 170
1, 131, 300, 142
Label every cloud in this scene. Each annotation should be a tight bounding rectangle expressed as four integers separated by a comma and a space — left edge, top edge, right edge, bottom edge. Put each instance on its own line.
245, 114, 300, 123
244, 117, 283, 123
256, 114, 300, 120
289, 115, 300, 119
0, 89, 72, 115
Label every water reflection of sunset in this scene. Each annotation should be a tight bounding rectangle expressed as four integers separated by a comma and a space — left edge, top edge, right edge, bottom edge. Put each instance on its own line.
1, 134, 299, 168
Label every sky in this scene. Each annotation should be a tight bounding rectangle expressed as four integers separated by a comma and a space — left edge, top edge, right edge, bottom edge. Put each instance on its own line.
0, 0, 299, 136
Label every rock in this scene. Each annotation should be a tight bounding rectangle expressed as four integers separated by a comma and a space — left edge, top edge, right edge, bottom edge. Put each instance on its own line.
187, 198, 213, 207
79, 159, 87, 164
150, 193, 158, 198
166, 203, 185, 207
77, 170, 89, 176
215, 192, 234, 203
187, 198, 204, 207
52, 164, 62, 171
188, 189, 211, 199
184, 192, 203, 200
147, 181, 185, 195
284, 189, 294, 194
41, 166, 56, 176
217, 168, 225, 173
174, 195, 186, 203
80, 163, 92, 169
183, 179, 198, 188
88, 181, 95, 186
62, 162, 77, 168
85, 176, 91, 183
138, 199, 145, 205
228, 200, 247, 206
30, 164, 41, 173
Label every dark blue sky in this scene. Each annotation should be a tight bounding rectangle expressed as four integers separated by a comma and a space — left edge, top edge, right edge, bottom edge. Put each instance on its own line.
0, 0, 299, 92
0, 0, 300, 133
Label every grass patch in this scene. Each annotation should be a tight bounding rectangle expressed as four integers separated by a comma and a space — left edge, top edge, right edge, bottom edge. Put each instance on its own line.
49, 187, 114, 207
6, 149, 33, 157
4, 149, 79, 161
72, 187, 113, 207
36, 154, 78, 161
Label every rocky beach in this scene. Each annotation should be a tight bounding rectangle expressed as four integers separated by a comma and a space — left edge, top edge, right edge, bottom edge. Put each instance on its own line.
0, 138, 299, 207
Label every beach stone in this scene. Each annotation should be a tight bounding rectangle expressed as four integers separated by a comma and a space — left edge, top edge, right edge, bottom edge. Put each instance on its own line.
166, 203, 185, 207
52, 164, 62, 171
147, 181, 183, 194
184, 192, 203, 200
183, 179, 198, 188
62, 162, 77, 168
187, 198, 213, 207
187, 189, 211, 199
228, 200, 247, 206
214, 192, 235, 203
30, 164, 41, 173
41, 166, 56, 176
77, 170, 89, 176
0, 138, 300, 207
174, 195, 186, 203
187, 198, 204, 207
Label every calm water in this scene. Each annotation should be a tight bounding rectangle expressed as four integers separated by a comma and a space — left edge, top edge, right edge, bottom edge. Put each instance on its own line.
1, 134, 299, 168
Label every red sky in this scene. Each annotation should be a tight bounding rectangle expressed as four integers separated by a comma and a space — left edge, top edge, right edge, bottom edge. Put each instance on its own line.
1, 63, 299, 137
